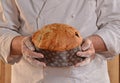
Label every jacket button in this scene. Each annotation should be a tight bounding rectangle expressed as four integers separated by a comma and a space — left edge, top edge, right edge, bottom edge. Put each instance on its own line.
71, 14, 75, 18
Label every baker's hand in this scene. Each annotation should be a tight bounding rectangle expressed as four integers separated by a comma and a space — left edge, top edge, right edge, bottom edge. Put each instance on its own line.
75, 38, 95, 67
21, 36, 46, 67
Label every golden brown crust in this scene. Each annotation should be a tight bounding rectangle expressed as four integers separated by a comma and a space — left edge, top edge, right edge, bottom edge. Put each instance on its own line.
32, 23, 83, 51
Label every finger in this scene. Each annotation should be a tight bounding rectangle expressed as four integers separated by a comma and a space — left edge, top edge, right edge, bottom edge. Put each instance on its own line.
23, 37, 35, 51
82, 39, 92, 51
27, 57, 46, 67
75, 58, 91, 67
77, 45, 95, 57
27, 50, 44, 58
77, 52, 90, 57
31, 58, 46, 67
77, 50, 94, 57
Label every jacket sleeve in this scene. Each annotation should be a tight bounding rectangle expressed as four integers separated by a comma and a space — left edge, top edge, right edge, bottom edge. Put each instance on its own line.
95, 0, 120, 59
0, 0, 21, 63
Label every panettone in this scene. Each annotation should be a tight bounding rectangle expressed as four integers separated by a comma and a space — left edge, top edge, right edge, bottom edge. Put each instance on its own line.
32, 23, 84, 67
32, 23, 82, 51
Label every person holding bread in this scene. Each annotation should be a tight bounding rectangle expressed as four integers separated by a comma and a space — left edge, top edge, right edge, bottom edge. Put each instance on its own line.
0, 0, 120, 83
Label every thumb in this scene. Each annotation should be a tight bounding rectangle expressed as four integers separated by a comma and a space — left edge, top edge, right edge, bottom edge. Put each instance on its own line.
23, 37, 35, 51
81, 39, 92, 51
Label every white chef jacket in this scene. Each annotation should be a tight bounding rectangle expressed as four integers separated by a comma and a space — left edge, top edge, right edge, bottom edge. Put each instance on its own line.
0, 0, 120, 83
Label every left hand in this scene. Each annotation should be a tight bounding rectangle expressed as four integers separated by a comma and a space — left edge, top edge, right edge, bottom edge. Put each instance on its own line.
22, 36, 46, 67
75, 38, 95, 67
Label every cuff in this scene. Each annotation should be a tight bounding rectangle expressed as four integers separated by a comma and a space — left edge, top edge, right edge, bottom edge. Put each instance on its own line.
94, 28, 118, 59
0, 30, 20, 63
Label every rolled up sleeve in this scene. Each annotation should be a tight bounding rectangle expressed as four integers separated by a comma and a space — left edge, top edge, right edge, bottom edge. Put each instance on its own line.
95, 0, 120, 59
0, 0, 21, 63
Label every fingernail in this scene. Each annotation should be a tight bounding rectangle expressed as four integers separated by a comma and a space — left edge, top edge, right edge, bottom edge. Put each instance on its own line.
29, 47, 35, 51
76, 52, 82, 56
75, 64, 79, 67
43, 64, 46, 67
41, 55, 44, 58
82, 47, 88, 51
39, 53, 44, 58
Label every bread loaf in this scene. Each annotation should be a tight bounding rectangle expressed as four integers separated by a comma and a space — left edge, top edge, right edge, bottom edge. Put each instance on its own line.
32, 23, 82, 51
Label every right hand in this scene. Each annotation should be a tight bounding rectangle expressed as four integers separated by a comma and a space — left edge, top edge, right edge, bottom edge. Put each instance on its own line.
21, 36, 46, 67
76, 38, 95, 67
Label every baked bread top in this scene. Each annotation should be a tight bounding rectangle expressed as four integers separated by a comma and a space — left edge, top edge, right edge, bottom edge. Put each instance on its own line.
32, 23, 83, 51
